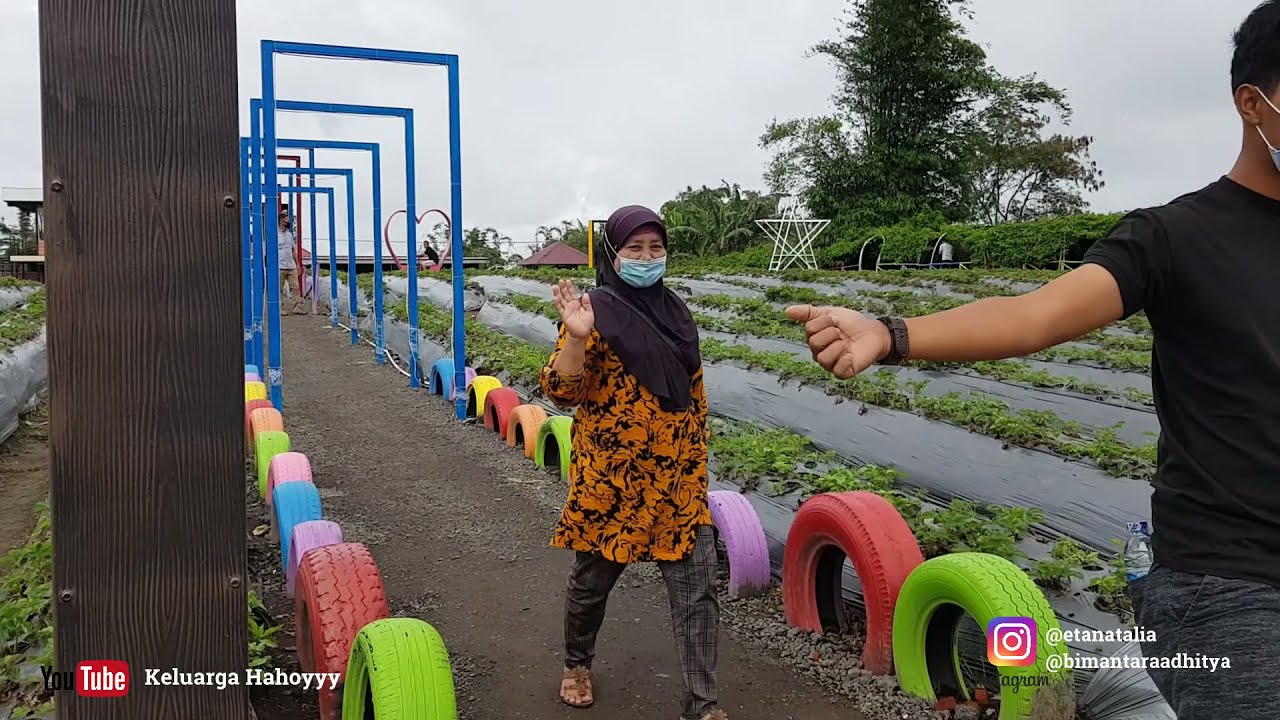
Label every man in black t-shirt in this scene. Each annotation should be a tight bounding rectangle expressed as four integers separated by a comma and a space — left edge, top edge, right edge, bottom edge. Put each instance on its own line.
786, 3, 1280, 717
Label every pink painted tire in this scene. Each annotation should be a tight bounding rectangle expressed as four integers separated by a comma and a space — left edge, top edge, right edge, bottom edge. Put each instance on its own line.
708, 490, 772, 597
286, 520, 344, 597
448, 367, 477, 400
245, 372, 260, 382
266, 452, 313, 508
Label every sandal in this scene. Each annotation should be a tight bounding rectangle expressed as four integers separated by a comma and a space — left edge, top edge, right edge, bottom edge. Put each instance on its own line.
560, 666, 594, 708
700, 711, 729, 720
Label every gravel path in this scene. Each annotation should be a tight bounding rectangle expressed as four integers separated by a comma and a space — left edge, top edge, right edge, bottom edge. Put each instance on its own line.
260, 315, 937, 720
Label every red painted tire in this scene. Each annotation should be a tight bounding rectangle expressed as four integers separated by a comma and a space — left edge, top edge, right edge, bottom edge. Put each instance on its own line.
286, 520, 344, 597
294, 542, 391, 719
782, 491, 923, 676
482, 387, 521, 435
244, 399, 273, 448
266, 452, 313, 508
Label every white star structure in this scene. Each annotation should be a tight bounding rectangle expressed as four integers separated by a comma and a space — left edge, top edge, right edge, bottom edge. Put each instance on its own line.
755, 204, 830, 271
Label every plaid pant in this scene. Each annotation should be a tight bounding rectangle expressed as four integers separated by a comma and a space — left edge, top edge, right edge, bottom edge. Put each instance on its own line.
564, 524, 719, 719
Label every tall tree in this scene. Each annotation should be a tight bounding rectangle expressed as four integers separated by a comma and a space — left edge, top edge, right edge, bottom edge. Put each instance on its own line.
959, 75, 1103, 224
761, 0, 1100, 226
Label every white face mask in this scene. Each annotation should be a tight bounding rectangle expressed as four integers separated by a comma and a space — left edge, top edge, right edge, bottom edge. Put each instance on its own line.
1250, 85, 1280, 173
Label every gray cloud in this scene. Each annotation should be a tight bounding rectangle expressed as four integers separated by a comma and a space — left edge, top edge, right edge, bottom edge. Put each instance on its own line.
0, 0, 1264, 254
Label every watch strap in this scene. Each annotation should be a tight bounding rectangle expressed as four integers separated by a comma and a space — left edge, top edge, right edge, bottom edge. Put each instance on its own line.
877, 316, 909, 365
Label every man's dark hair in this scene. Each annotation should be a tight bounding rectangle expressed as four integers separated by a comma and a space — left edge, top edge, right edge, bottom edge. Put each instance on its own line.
1232, 1, 1280, 93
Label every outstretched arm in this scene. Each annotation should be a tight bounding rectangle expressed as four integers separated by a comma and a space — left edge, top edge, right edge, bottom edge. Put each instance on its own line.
787, 212, 1165, 378
900, 263, 1124, 362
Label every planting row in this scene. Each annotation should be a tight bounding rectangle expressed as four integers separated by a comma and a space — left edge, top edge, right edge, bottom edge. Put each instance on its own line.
243, 371, 457, 720
0, 285, 49, 446
467, 289, 1156, 482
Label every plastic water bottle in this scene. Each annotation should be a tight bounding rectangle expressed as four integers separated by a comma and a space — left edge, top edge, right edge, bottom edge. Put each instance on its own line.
1123, 521, 1153, 581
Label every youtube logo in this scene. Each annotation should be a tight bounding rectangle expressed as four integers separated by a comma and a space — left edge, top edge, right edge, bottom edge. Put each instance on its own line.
77, 661, 129, 697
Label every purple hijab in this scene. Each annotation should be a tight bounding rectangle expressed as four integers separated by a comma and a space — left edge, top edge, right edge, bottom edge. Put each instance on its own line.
589, 205, 701, 412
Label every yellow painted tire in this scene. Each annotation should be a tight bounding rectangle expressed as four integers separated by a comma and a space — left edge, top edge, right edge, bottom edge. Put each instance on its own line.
245, 381, 267, 402
465, 376, 503, 418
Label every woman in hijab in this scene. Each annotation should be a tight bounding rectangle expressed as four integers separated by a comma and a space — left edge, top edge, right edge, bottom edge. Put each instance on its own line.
540, 205, 726, 720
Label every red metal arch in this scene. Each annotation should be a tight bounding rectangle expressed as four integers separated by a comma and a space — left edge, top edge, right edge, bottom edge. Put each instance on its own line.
382, 208, 451, 271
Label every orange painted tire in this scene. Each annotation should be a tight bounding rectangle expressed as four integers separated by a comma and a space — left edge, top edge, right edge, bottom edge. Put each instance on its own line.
782, 491, 923, 676
506, 404, 548, 460
244, 399, 273, 447
249, 407, 284, 444
294, 542, 391, 719
466, 375, 504, 418
482, 387, 521, 435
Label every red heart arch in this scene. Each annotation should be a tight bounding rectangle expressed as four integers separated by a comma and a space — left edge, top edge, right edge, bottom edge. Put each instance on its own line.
382, 208, 452, 272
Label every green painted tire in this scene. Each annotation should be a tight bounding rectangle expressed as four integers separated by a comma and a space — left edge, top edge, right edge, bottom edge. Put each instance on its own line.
254, 430, 291, 499
534, 415, 572, 480
891, 553, 1072, 719
341, 617, 457, 719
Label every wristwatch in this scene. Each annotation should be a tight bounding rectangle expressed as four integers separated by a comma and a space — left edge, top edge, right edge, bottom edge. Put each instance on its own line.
877, 316, 910, 365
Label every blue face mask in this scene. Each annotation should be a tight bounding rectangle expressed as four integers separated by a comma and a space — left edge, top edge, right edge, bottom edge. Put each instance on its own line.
618, 256, 667, 288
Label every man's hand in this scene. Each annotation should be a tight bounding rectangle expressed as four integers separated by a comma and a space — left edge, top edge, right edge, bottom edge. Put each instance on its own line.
785, 305, 891, 379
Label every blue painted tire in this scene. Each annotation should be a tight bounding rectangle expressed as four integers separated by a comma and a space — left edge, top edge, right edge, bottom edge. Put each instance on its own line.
246, 364, 259, 375
429, 358, 455, 396
272, 481, 323, 574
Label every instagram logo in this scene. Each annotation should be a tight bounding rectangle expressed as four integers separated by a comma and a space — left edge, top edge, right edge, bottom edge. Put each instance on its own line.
987, 617, 1037, 666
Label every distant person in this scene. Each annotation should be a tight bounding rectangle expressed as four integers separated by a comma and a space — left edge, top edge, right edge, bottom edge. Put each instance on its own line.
421, 239, 440, 266
937, 239, 953, 266
542, 206, 725, 720
277, 208, 304, 315
786, 4, 1280, 717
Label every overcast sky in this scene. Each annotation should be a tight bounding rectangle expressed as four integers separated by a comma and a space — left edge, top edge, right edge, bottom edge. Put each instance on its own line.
0, 0, 1264, 255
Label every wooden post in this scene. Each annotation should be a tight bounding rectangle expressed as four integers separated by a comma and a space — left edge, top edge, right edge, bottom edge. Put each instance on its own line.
40, 0, 247, 718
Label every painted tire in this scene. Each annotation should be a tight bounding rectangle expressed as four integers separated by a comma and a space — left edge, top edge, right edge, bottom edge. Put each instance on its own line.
892, 553, 1070, 719
482, 387, 521, 435
341, 618, 458, 719
244, 399, 274, 446
506, 404, 548, 459
245, 381, 268, 402
448, 367, 477, 401
245, 372, 261, 383
708, 490, 771, 597
266, 451, 312, 507
254, 430, 292, 499
428, 358, 455, 396
465, 375, 503, 418
295, 543, 391, 718
782, 491, 923, 676
272, 481, 323, 573
286, 520, 343, 598
246, 364, 259, 375
249, 407, 284, 450
534, 415, 572, 480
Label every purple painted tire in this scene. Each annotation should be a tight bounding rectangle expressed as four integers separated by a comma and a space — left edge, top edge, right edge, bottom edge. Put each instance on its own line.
708, 490, 771, 597
286, 520, 344, 597
245, 372, 260, 383
449, 366, 477, 400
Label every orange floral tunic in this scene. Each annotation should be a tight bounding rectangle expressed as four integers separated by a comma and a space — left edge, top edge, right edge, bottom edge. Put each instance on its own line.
540, 326, 712, 563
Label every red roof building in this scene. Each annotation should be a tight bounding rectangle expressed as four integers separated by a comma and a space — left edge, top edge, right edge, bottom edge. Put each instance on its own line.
519, 241, 589, 268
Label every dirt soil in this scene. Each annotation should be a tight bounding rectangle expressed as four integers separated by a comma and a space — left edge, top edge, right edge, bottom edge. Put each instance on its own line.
250, 315, 871, 720
0, 405, 49, 554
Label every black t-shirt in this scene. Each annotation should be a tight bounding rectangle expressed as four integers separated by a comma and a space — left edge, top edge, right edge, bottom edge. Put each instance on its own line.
1083, 176, 1280, 588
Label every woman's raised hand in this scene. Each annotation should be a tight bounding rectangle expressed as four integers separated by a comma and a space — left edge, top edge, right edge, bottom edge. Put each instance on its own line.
553, 279, 594, 339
